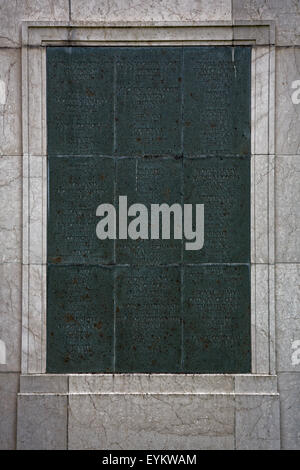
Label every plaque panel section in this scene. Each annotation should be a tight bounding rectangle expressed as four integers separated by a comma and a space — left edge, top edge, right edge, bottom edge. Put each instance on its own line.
115, 266, 182, 372
183, 46, 251, 156
48, 156, 115, 265
47, 265, 114, 373
47, 47, 114, 156
183, 156, 250, 263
115, 47, 183, 156
183, 265, 251, 373
116, 157, 183, 265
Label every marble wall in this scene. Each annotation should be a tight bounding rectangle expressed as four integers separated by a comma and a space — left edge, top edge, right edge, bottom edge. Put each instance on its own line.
0, 0, 299, 450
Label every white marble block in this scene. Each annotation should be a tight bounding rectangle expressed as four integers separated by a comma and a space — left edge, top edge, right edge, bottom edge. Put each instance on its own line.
68, 393, 235, 450
235, 394, 280, 450
0, 373, 19, 449
276, 264, 300, 372
0, 156, 22, 263
278, 372, 300, 450
276, 157, 300, 262
0, 0, 69, 47
233, 0, 300, 45
70, 0, 232, 22
0, 263, 22, 372
17, 394, 68, 450
0, 50, 21, 156
276, 48, 300, 155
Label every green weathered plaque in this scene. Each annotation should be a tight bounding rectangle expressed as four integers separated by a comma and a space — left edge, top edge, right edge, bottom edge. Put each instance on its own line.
116, 157, 183, 265
115, 47, 182, 156
47, 47, 115, 155
183, 47, 251, 156
183, 265, 251, 373
48, 156, 114, 265
47, 46, 251, 373
184, 156, 250, 263
115, 266, 182, 372
47, 265, 114, 373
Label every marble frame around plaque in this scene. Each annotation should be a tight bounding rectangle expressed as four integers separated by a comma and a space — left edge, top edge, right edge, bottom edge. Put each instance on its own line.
21, 21, 275, 377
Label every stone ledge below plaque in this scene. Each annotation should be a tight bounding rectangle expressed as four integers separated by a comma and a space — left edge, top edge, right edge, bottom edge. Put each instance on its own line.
19, 373, 278, 395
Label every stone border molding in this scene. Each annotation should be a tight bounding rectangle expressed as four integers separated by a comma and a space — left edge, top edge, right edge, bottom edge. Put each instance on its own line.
21, 21, 276, 382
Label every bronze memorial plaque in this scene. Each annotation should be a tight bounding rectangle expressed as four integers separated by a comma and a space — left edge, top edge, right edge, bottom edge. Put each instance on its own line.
47, 46, 251, 373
